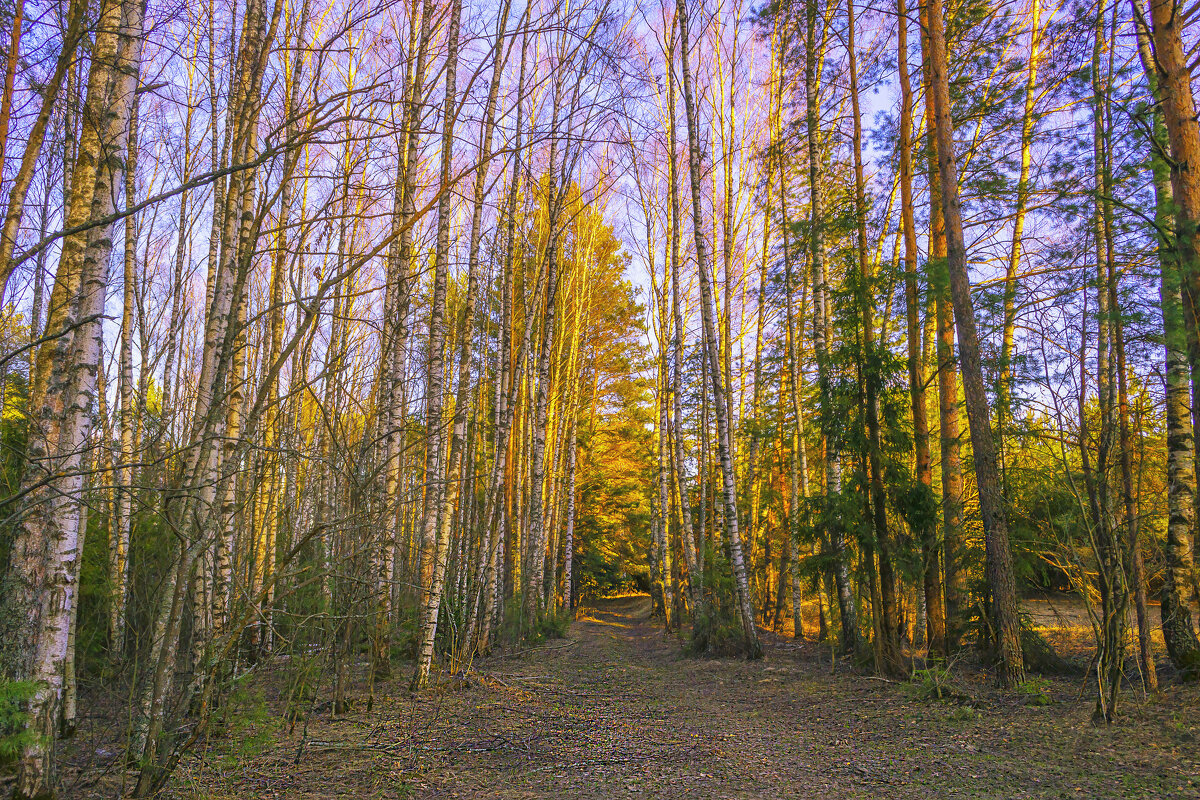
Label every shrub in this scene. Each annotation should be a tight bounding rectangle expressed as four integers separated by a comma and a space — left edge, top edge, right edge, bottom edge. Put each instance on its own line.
686, 550, 758, 658
212, 685, 278, 770
687, 606, 748, 657
967, 602, 1081, 677
905, 664, 971, 703
0, 680, 38, 767
1020, 624, 1081, 676
528, 606, 572, 644
1018, 677, 1053, 706
495, 598, 572, 647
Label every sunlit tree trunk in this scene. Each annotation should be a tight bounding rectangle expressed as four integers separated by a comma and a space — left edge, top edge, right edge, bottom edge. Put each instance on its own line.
0, 0, 24, 181
676, 0, 759, 656
923, 0, 1024, 687
521, 121, 562, 631
805, 0, 857, 656
112, 94, 139, 660
411, 0, 464, 691
917, 4, 964, 649
562, 401, 580, 609
745, 157, 770, 612
1133, 0, 1200, 671
555, 265, 591, 613
997, 0, 1041, 488
665, 22, 702, 617
898, 0, 943, 656
0, 0, 85, 297
159, 143, 192, 418
647, 207, 675, 626
1149, 0, 1200, 367
59, 442, 92, 740
781, 194, 806, 640
1148, 0, 1200, 613
3, 0, 143, 792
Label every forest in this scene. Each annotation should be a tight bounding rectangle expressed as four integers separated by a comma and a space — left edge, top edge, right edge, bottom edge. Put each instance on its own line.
0, 0, 1198, 794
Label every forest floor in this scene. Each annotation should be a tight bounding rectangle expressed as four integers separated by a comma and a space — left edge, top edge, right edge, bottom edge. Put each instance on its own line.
62, 595, 1200, 799
142, 594, 1200, 800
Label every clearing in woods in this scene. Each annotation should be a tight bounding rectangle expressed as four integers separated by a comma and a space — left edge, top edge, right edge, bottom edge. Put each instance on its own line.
168, 595, 1197, 799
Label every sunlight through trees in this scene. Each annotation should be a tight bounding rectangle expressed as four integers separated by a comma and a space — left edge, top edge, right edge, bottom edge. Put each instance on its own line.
0, 0, 1198, 793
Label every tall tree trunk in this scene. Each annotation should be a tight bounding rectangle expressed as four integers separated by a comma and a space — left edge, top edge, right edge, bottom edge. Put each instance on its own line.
997, 0, 1041, 489
898, 0, 944, 656
0, 0, 85, 297
1133, 0, 1200, 672
805, 0, 858, 656
665, 22, 702, 617
521, 95, 563, 631
112, 94, 139, 660
0, 0, 25, 182
775, 21, 807, 639
676, 0, 759, 657
918, 3, 964, 649
848, 0, 900, 672
1088, 7, 1127, 722
649, 214, 676, 627
375, 0, 433, 673
1149, 0, 1200, 369
923, 0, 1024, 687
782, 207, 806, 640
159, 150, 191, 417
1112, 260, 1159, 692
411, 0, 464, 691
3, 0, 143, 792
1098, 3, 1156, 692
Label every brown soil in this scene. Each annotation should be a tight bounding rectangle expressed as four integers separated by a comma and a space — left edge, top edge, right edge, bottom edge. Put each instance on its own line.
140, 594, 1200, 799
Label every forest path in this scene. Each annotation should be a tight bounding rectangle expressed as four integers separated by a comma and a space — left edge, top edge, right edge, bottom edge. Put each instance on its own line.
186, 594, 1200, 799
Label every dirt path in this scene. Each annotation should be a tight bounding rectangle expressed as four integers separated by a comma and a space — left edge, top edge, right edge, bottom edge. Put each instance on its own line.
180, 595, 1200, 799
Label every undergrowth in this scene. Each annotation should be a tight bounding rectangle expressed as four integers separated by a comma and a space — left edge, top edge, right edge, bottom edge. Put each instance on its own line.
687, 550, 759, 658
496, 598, 572, 647
966, 601, 1082, 676
1017, 677, 1054, 706
210, 685, 279, 770
905, 662, 972, 704
0, 679, 38, 767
